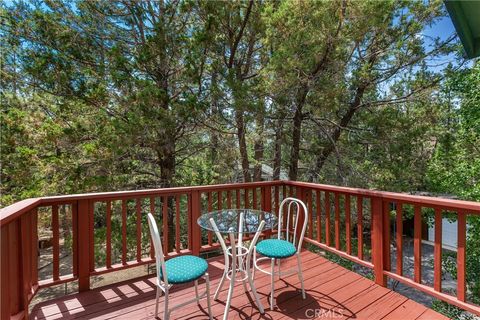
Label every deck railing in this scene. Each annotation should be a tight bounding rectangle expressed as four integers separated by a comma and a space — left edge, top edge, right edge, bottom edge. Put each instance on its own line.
1, 180, 480, 319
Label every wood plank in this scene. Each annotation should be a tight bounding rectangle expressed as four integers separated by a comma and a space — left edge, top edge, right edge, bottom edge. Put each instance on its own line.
106, 201, 112, 268
345, 194, 351, 255
307, 189, 313, 239
135, 198, 142, 262
236, 189, 241, 209
316, 190, 322, 243
33, 251, 321, 320
121, 200, 127, 265
383, 298, 429, 320
354, 291, 408, 320
434, 208, 442, 292
52, 205, 60, 280
383, 201, 391, 271
89, 201, 94, 272
457, 211, 466, 301
227, 190, 232, 208
207, 192, 212, 246
30, 250, 448, 320
325, 192, 331, 246
252, 187, 257, 209
217, 190, 223, 210
357, 196, 363, 260
396, 202, 403, 276
414, 205, 422, 283
149, 197, 155, 259
335, 193, 340, 250
32, 208, 39, 283
372, 197, 386, 286
77, 200, 91, 291
275, 186, 280, 216
416, 308, 450, 320
1, 225, 11, 319
175, 195, 180, 253
162, 196, 169, 255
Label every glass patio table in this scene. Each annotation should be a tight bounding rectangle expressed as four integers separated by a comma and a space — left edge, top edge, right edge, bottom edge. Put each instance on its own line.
197, 209, 277, 320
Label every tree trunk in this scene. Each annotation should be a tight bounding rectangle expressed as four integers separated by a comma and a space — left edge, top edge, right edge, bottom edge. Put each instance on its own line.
253, 106, 264, 181
273, 118, 283, 180
288, 87, 308, 181
314, 85, 367, 173
236, 109, 251, 182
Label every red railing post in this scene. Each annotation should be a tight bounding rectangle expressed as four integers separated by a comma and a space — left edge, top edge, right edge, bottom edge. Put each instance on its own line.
190, 190, 201, 256
371, 197, 386, 287
77, 199, 91, 292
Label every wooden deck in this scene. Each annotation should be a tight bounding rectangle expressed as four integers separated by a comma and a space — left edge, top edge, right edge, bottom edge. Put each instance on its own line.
30, 250, 448, 320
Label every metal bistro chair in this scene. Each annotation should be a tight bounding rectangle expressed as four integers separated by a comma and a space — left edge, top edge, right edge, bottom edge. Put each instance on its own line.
253, 197, 308, 309
147, 213, 212, 320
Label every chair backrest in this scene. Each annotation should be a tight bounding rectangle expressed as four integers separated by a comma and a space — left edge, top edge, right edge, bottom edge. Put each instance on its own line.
147, 213, 168, 285
277, 197, 308, 252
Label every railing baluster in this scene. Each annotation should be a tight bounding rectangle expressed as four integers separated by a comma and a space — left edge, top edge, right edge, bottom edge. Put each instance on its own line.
433, 208, 442, 291
136, 199, 142, 262
121, 200, 127, 265
89, 201, 95, 272
207, 192, 212, 246
325, 192, 331, 247
335, 193, 340, 250
357, 196, 363, 259
346, 194, 351, 255
149, 197, 155, 259
106, 201, 112, 268
236, 189, 241, 209
190, 191, 201, 256
275, 186, 280, 215
218, 191, 223, 210
227, 190, 232, 208
244, 188, 249, 208
72, 204, 78, 276
316, 191, 322, 243
175, 195, 180, 253
396, 202, 403, 276
77, 199, 90, 291
372, 197, 387, 286
32, 208, 39, 283
253, 188, 257, 209
457, 211, 466, 301
383, 201, 391, 271
52, 205, 59, 280
308, 190, 313, 239
414, 205, 422, 283
162, 196, 169, 255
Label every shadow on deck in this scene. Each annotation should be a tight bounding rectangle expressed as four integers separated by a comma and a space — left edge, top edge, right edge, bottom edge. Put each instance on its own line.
30, 250, 447, 320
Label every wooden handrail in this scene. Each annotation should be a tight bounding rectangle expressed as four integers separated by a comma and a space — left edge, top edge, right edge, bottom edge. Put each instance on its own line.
1, 180, 480, 319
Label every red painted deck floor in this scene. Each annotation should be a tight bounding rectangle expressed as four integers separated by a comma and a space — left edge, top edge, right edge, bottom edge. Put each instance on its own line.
30, 250, 448, 320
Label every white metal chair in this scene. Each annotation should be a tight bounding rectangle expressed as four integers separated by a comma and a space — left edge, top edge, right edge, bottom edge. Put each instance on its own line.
147, 213, 212, 320
253, 197, 308, 309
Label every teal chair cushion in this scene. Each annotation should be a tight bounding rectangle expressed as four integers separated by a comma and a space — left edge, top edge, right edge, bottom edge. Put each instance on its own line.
256, 239, 297, 259
162, 255, 208, 284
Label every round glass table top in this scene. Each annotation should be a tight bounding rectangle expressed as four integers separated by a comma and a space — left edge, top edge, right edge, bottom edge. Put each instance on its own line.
197, 209, 277, 234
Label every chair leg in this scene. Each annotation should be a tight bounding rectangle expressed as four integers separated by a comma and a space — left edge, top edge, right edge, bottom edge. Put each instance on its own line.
205, 274, 213, 320
164, 288, 169, 320
154, 286, 160, 318
194, 280, 199, 302
296, 253, 306, 299
277, 259, 281, 280
270, 258, 275, 310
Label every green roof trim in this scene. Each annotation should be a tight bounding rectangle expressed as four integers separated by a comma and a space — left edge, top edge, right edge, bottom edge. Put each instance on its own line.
445, 0, 480, 58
